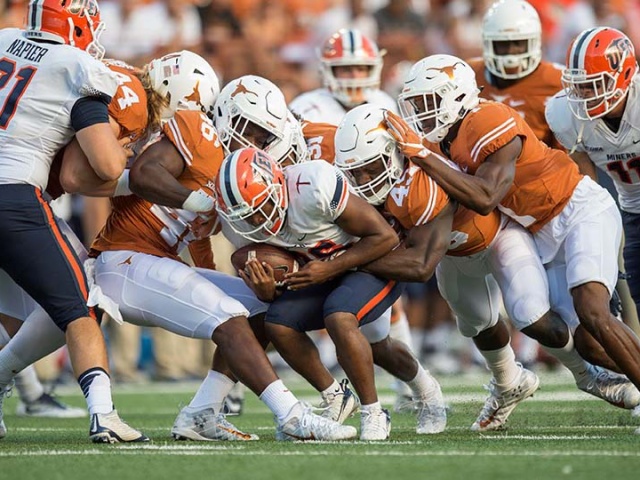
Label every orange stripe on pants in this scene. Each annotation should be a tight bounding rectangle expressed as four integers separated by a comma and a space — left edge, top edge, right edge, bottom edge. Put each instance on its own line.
356, 280, 396, 321
35, 189, 89, 301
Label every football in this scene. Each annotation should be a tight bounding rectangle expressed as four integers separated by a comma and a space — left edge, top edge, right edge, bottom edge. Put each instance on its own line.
231, 244, 301, 287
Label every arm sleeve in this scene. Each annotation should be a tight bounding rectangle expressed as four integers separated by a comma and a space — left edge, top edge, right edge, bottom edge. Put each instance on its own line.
70, 96, 110, 131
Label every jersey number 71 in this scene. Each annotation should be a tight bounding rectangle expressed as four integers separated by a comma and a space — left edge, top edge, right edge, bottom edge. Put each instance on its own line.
0, 57, 37, 130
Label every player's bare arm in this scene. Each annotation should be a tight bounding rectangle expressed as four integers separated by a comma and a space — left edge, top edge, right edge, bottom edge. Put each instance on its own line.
75, 120, 128, 182
570, 151, 598, 182
413, 137, 521, 215
284, 194, 398, 289
129, 137, 190, 207
361, 201, 455, 282
59, 118, 127, 196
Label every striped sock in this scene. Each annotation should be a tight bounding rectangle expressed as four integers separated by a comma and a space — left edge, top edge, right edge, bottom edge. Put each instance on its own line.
78, 367, 113, 415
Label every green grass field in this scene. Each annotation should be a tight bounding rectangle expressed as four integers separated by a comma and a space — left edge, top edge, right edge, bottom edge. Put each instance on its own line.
1, 370, 639, 480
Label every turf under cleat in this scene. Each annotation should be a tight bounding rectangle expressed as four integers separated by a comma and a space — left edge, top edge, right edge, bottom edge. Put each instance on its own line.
171, 406, 258, 441
89, 409, 149, 443
577, 366, 640, 409
360, 408, 391, 441
275, 401, 357, 441
319, 379, 360, 424
471, 366, 540, 432
16, 392, 87, 418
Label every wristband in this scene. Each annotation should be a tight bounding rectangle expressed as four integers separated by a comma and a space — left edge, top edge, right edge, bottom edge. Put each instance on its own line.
182, 189, 215, 213
113, 170, 132, 197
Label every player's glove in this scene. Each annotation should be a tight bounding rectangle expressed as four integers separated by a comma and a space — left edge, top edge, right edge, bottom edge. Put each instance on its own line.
383, 110, 430, 159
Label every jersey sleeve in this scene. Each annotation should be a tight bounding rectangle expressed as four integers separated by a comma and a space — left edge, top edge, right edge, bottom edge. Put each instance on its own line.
162, 110, 218, 166
545, 92, 582, 152
385, 167, 450, 230
75, 53, 119, 101
464, 102, 520, 164
302, 121, 337, 163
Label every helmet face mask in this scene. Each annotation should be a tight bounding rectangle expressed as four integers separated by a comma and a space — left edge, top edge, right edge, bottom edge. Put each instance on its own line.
147, 51, 220, 121
215, 76, 288, 157
562, 27, 638, 120
334, 105, 405, 206
215, 148, 288, 243
25, 0, 106, 59
320, 29, 383, 107
482, 0, 542, 80
399, 55, 480, 143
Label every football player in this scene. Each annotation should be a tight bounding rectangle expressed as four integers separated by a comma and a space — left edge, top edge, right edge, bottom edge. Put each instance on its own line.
289, 29, 417, 404
335, 104, 545, 431
0, 0, 147, 442
470, 0, 564, 148
393, 54, 640, 423
216, 146, 405, 441
289, 28, 397, 125
0, 50, 218, 440
546, 27, 640, 346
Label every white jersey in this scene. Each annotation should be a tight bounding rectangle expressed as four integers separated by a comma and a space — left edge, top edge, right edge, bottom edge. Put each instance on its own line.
289, 87, 398, 125
0, 29, 118, 190
222, 161, 356, 261
546, 75, 640, 213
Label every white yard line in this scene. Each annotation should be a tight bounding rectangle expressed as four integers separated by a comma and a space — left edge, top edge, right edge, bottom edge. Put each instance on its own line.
0, 447, 638, 458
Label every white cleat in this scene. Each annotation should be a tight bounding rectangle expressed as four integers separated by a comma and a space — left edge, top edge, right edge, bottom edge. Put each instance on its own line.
414, 374, 447, 434
276, 402, 358, 441
171, 406, 258, 441
89, 409, 149, 443
471, 366, 540, 432
632, 405, 640, 418
577, 366, 640, 409
360, 408, 391, 441
16, 392, 87, 418
319, 379, 360, 424
0, 382, 14, 440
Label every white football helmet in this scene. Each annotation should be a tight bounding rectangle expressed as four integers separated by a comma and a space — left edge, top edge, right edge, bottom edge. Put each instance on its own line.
334, 105, 405, 206
399, 55, 480, 143
320, 29, 384, 107
482, 0, 542, 80
214, 75, 288, 157
147, 50, 220, 120
268, 111, 309, 166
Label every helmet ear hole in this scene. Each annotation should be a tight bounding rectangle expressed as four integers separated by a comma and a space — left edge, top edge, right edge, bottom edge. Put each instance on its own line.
74, 26, 83, 37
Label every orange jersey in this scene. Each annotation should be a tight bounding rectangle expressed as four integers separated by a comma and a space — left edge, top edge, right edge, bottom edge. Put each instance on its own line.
385, 164, 500, 256
104, 61, 149, 144
91, 110, 223, 261
468, 59, 563, 148
434, 100, 582, 233
302, 121, 337, 163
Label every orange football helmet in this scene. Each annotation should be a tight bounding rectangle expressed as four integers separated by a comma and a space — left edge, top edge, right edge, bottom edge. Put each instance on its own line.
214, 148, 288, 243
25, 0, 105, 60
320, 29, 383, 107
562, 27, 638, 120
